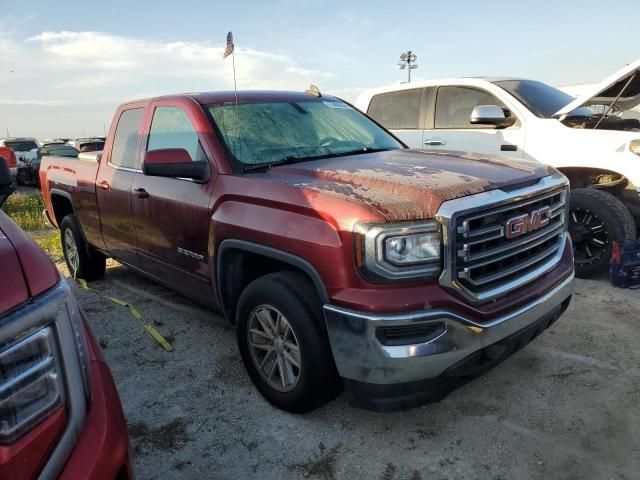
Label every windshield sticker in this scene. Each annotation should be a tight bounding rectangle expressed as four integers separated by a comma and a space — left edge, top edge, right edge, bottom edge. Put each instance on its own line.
323, 101, 351, 109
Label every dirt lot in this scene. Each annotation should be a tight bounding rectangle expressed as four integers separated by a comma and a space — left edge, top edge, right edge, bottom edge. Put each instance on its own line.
58, 259, 639, 480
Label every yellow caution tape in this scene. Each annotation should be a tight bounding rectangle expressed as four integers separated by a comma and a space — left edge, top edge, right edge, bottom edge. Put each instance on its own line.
76, 278, 174, 352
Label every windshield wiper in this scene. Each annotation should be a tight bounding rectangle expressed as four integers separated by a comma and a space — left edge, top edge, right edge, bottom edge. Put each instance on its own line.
241, 147, 396, 173
337, 146, 394, 157
242, 155, 306, 172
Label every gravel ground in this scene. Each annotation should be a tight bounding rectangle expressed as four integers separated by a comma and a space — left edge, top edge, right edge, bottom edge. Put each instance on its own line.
60, 260, 640, 480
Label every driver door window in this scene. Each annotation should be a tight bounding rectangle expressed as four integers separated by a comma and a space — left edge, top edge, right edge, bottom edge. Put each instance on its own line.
422, 86, 524, 158
435, 87, 512, 129
147, 106, 205, 161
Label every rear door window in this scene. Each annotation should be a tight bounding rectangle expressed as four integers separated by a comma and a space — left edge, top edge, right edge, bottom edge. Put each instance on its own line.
147, 106, 202, 161
435, 86, 509, 129
367, 89, 425, 129
110, 108, 144, 169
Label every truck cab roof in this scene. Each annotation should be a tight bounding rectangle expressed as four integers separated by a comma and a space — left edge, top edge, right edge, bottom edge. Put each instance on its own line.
121, 90, 338, 107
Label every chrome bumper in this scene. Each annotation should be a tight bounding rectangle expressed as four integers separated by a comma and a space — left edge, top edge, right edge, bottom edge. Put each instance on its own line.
323, 273, 574, 385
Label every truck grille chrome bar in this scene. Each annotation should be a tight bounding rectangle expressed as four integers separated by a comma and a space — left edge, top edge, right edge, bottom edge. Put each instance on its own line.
436, 175, 570, 303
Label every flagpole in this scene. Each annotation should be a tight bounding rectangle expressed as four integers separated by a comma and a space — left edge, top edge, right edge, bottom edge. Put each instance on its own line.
232, 51, 239, 121
231, 49, 241, 160
224, 30, 241, 161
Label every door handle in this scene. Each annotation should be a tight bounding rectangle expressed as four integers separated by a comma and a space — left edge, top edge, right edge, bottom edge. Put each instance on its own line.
98, 180, 110, 191
424, 139, 446, 146
133, 187, 149, 199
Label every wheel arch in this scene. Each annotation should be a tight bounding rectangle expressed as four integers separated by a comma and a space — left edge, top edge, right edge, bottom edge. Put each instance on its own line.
215, 240, 329, 324
556, 166, 632, 191
49, 189, 76, 227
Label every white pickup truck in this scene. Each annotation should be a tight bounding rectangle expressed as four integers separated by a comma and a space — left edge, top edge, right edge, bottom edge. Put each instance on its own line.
355, 60, 640, 277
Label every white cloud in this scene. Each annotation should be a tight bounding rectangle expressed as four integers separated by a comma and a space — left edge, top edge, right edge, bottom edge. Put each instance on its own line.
0, 29, 340, 138
0, 99, 71, 106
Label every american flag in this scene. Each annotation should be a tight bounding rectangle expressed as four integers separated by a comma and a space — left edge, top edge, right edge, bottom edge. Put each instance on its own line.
223, 31, 234, 59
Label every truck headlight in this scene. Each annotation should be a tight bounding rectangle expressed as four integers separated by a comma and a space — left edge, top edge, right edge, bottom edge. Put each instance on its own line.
0, 280, 90, 444
0, 327, 64, 443
630, 140, 640, 156
355, 221, 442, 281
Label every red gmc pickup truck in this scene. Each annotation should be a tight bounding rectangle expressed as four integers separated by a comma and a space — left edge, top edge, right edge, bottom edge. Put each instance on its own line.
40, 90, 574, 412
0, 158, 132, 479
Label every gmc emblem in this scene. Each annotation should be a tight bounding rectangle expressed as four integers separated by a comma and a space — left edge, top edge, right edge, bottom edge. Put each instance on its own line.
505, 206, 551, 239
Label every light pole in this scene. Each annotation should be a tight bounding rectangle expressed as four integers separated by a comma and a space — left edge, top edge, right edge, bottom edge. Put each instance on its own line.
397, 51, 418, 83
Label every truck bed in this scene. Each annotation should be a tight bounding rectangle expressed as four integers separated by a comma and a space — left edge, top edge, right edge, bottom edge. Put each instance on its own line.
40, 154, 103, 248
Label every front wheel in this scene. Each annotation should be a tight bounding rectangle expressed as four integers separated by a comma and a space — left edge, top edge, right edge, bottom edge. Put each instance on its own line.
569, 188, 636, 278
236, 271, 342, 413
60, 214, 106, 280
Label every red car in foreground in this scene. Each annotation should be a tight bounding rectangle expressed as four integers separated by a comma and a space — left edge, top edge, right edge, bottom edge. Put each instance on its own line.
0, 159, 132, 479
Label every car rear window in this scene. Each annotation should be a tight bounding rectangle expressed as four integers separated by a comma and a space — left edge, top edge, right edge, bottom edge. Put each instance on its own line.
44, 146, 79, 157
4, 141, 38, 151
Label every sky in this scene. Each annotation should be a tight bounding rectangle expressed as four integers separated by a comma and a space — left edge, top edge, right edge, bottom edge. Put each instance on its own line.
0, 0, 638, 139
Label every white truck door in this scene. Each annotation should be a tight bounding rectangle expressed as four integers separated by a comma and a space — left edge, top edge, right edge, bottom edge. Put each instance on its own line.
423, 86, 525, 158
365, 87, 427, 148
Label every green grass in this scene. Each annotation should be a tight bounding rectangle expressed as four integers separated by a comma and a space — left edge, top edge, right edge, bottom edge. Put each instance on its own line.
3, 192, 48, 231
3, 191, 63, 261
29, 229, 64, 262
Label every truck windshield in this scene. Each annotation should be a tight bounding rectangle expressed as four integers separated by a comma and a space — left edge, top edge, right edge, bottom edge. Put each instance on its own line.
494, 80, 594, 118
206, 98, 402, 171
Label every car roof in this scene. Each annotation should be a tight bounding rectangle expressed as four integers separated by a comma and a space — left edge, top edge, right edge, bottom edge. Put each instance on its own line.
0, 137, 38, 143
120, 90, 339, 107
353, 77, 533, 110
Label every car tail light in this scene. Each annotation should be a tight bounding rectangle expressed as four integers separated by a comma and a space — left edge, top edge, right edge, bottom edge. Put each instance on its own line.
0, 149, 16, 169
0, 327, 64, 443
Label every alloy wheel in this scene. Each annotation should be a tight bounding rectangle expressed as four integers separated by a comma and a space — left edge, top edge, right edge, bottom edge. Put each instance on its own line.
247, 305, 301, 392
64, 229, 80, 274
569, 207, 608, 266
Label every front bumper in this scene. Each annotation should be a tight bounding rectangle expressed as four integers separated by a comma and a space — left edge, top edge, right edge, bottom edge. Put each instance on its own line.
323, 273, 574, 411
58, 359, 132, 480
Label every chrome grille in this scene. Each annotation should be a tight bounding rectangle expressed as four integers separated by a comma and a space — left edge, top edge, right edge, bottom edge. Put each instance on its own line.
437, 175, 570, 303
456, 188, 566, 293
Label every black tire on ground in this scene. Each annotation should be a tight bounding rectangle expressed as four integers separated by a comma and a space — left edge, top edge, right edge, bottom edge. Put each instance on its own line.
569, 188, 636, 278
236, 271, 342, 413
60, 214, 106, 280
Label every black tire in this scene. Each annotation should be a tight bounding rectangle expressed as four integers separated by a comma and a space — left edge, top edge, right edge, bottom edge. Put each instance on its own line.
569, 188, 636, 278
60, 214, 106, 280
236, 271, 342, 413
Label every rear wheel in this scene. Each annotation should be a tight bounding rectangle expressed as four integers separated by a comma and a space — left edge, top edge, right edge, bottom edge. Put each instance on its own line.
569, 188, 636, 278
236, 271, 342, 413
60, 214, 106, 280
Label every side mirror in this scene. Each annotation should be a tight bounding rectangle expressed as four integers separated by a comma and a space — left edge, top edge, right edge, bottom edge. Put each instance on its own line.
470, 105, 517, 128
0, 156, 16, 208
142, 148, 208, 180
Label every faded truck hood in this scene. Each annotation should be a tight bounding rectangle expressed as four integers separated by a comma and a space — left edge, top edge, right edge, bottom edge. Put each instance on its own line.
556, 58, 640, 116
0, 212, 59, 315
0, 226, 29, 315
259, 149, 553, 221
